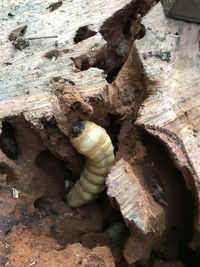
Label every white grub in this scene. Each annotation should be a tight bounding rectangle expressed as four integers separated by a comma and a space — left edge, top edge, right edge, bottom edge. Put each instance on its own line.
67, 121, 114, 208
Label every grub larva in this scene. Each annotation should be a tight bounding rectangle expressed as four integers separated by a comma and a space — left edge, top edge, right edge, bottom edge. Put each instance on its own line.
104, 221, 127, 246
67, 121, 115, 208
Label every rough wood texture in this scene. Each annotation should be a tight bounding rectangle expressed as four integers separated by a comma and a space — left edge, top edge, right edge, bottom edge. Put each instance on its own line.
0, 1, 150, 265
1, 0, 199, 264
106, 159, 165, 236
135, 2, 200, 250
123, 235, 151, 265
0, 0, 136, 120
162, 0, 200, 23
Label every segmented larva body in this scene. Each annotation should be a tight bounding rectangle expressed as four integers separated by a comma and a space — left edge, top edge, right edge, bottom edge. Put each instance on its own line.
104, 221, 127, 246
67, 121, 115, 208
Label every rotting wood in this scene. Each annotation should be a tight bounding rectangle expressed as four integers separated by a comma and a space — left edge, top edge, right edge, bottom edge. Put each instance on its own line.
135, 2, 200, 251
123, 235, 151, 265
106, 159, 165, 237
0, 0, 142, 162
0, 0, 135, 121
2, 0, 198, 265
0, 1, 156, 265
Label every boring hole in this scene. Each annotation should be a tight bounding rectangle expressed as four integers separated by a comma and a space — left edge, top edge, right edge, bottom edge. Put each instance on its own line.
39, 114, 58, 130
74, 26, 97, 43
141, 133, 196, 265
70, 56, 91, 71
0, 122, 18, 159
34, 196, 58, 216
106, 115, 121, 154
76, 58, 90, 71
71, 49, 125, 84
105, 63, 123, 84
36, 150, 67, 177
35, 150, 72, 200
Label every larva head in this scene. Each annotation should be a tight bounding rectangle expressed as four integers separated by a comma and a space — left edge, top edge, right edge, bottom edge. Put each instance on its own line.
71, 122, 85, 138
70, 121, 105, 156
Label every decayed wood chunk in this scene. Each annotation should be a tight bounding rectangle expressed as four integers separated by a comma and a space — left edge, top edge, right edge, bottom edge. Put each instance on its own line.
135, 2, 200, 251
123, 235, 151, 265
0, 0, 136, 121
0, 0, 143, 172
106, 159, 165, 236
7, 225, 115, 267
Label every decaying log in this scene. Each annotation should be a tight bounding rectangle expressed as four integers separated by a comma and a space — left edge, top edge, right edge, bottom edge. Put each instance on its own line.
0, 0, 145, 180
0, 1, 154, 265
1, 0, 199, 265
1, 0, 144, 123
135, 2, 200, 251
0, 0, 113, 119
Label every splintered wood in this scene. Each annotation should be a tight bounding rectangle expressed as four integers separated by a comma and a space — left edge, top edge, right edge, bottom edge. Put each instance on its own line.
135, 3, 200, 250
0, 0, 133, 120
106, 159, 165, 236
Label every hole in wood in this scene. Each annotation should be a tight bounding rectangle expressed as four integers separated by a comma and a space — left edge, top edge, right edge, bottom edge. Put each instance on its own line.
35, 150, 72, 199
106, 114, 121, 154
0, 122, 18, 160
36, 150, 68, 178
141, 133, 198, 265
71, 48, 125, 84
34, 196, 58, 216
74, 26, 97, 44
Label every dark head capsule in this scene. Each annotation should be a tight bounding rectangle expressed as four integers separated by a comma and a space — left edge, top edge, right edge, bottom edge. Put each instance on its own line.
71, 122, 85, 138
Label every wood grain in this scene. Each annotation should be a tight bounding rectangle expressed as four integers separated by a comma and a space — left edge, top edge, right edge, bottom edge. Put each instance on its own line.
0, 0, 135, 120
135, 2, 200, 250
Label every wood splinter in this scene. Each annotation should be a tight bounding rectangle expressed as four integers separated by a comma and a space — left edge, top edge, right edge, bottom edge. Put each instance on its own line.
106, 159, 165, 236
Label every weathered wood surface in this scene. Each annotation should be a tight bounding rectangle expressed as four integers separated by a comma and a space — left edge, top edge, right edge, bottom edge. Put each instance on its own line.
162, 0, 200, 23
0, 0, 135, 120
135, 2, 200, 250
